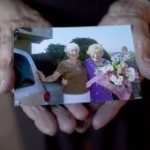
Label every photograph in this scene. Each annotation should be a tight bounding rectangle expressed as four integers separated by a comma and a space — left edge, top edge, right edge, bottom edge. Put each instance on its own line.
13, 25, 142, 106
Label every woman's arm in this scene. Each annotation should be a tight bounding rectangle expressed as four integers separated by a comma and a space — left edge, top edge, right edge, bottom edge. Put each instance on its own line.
45, 71, 61, 82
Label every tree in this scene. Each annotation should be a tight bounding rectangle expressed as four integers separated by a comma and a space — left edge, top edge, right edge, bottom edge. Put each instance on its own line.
32, 52, 58, 76
46, 44, 66, 62
71, 37, 98, 46
32, 39, 111, 76
31, 43, 66, 76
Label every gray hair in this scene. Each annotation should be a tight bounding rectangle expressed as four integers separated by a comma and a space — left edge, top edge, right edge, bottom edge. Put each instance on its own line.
64, 43, 80, 53
87, 44, 104, 56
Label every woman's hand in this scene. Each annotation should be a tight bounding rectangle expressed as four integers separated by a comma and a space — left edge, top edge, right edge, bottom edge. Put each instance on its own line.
22, 0, 150, 134
92, 0, 150, 129
100, 0, 150, 79
37, 70, 46, 82
22, 104, 89, 135
0, 0, 90, 136
86, 81, 91, 88
0, 0, 50, 94
1, 0, 149, 136
75, 0, 150, 132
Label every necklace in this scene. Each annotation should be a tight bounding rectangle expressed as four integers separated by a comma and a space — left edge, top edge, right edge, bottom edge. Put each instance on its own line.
94, 59, 105, 67
67, 60, 82, 72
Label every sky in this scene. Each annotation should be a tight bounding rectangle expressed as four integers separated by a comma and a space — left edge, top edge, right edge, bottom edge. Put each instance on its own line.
32, 25, 135, 54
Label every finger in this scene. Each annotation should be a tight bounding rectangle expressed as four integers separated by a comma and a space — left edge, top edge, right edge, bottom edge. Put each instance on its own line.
22, 106, 57, 136
18, 3, 52, 27
0, 27, 15, 93
51, 106, 76, 134
17, 17, 51, 27
99, 0, 150, 79
132, 22, 150, 80
32, 17, 51, 27
0, 21, 36, 94
106, 0, 150, 22
0, 16, 51, 94
65, 104, 89, 121
9, 19, 50, 30
92, 101, 127, 129
75, 102, 105, 133
101, 17, 150, 79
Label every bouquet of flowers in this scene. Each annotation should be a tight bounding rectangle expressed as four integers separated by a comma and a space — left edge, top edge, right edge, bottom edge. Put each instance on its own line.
95, 61, 139, 86
87, 61, 139, 100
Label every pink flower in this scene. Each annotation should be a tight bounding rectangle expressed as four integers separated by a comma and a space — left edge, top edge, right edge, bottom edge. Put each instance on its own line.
106, 70, 113, 77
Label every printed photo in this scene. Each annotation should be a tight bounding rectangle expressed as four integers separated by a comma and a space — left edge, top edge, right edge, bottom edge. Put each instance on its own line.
13, 25, 142, 106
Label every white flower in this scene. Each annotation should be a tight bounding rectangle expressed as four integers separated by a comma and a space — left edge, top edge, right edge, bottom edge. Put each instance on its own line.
99, 66, 106, 73
120, 62, 127, 67
110, 75, 117, 82
110, 75, 123, 85
128, 75, 136, 82
126, 67, 136, 82
114, 80, 122, 86
118, 75, 123, 82
106, 64, 114, 71
95, 67, 101, 75
100, 64, 114, 74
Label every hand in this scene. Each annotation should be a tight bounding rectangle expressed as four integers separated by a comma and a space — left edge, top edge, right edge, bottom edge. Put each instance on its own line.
61, 78, 68, 86
100, 0, 150, 80
86, 81, 91, 88
23, 0, 150, 134
0, 0, 89, 136
37, 70, 46, 82
1, 0, 149, 136
22, 104, 89, 135
76, 0, 150, 132
0, 0, 50, 94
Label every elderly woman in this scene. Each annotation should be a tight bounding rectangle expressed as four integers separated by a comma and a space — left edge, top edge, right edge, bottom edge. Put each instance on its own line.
39, 42, 90, 104
84, 44, 113, 102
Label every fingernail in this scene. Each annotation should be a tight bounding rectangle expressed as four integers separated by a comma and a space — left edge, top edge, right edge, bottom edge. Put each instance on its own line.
0, 80, 5, 94
51, 106, 61, 115
92, 120, 101, 130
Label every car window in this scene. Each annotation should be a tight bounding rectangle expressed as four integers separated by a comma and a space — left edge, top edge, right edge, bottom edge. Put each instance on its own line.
14, 53, 35, 89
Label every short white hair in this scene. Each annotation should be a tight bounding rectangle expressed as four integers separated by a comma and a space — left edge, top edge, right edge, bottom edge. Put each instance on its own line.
64, 43, 80, 53
87, 44, 104, 56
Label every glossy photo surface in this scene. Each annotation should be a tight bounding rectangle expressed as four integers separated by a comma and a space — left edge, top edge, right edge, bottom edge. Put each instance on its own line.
13, 26, 142, 106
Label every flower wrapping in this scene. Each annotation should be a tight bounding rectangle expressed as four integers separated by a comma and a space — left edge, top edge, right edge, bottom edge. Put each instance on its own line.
87, 73, 132, 100
86, 61, 139, 100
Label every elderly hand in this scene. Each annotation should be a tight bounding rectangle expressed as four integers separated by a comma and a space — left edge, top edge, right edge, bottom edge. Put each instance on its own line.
23, 0, 150, 134
0, 0, 90, 136
76, 0, 150, 132
0, 0, 49, 93
1, 0, 149, 136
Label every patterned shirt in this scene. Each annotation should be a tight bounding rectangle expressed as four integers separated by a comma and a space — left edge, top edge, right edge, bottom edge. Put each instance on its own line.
56, 60, 89, 94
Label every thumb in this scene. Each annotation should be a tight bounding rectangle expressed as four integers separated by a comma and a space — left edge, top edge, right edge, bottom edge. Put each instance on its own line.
0, 27, 15, 94
99, 0, 150, 79
92, 101, 127, 129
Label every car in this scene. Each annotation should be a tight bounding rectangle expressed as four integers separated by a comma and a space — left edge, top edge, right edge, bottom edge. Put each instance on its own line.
14, 48, 64, 106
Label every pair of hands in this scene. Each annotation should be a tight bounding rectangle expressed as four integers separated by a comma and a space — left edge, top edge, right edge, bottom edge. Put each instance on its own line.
0, 0, 150, 136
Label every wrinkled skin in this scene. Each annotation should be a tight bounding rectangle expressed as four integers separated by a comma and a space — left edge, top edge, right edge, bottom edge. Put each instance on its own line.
0, 0, 150, 136
0, 0, 50, 93
76, 0, 150, 132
